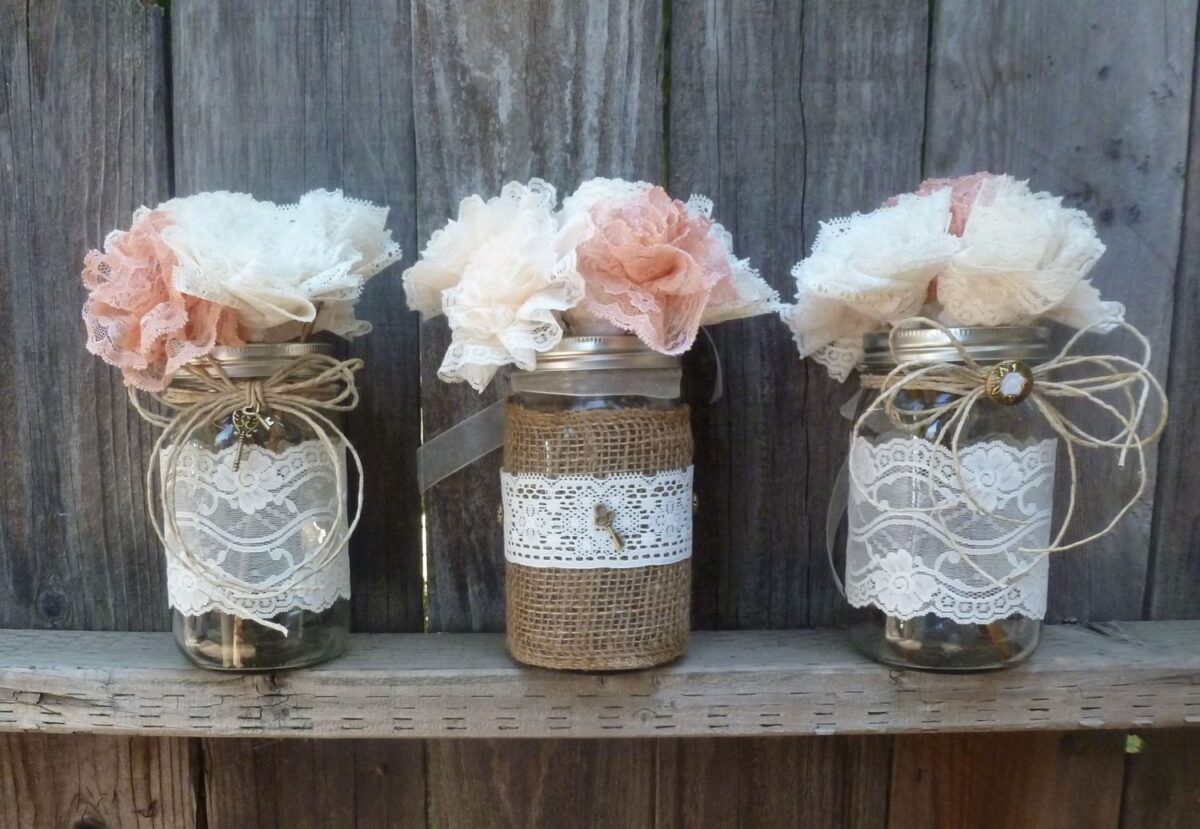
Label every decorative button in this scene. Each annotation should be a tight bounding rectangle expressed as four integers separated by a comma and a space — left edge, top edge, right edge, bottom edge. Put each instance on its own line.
984, 360, 1034, 406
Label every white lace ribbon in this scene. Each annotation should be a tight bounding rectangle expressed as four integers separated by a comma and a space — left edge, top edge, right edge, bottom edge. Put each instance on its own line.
846, 436, 1054, 623
501, 468, 694, 568
163, 439, 351, 621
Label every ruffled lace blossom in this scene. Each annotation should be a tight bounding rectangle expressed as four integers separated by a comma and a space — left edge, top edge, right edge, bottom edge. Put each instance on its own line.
162, 190, 402, 342
781, 174, 1122, 381
82, 208, 244, 392
403, 180, 589, 390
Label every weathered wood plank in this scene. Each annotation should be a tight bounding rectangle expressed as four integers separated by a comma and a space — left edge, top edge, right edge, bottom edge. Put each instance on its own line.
202, 739, 426, 829
668, 0, 929, 629
0, 733, 198, 829
0, 0, 171, 633
656, 736, 891, 828
1119, 728, 1200, 829
411, 0, 665, 633
1, 624, 1197, 739
429, 740, 654, 828
924, 0, 1197, 621
171, 0, 423, 636
1147, 3, 1200, 620
888, 731, 1127, 829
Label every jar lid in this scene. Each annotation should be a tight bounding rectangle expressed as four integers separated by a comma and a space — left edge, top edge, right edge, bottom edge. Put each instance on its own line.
531, 336, 678, 372
860, 326, 1050, 370
178, 342, 333, 382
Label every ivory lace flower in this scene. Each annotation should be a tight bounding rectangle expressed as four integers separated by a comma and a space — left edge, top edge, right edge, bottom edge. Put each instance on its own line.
403, 180, 589, 390
568, 180, 737, 354
162, 190, 402, 342
82, 208, 244, 392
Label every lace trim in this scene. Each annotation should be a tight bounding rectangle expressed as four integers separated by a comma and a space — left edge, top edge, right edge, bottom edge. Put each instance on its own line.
163, 439, 351, 620
501, 468, 694, 568
846, 436, 1055, 623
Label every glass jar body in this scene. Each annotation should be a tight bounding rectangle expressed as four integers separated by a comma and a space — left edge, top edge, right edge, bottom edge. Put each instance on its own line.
845, 378, 1055, 671
165, 346, 351, 671
503, 389, 694, 671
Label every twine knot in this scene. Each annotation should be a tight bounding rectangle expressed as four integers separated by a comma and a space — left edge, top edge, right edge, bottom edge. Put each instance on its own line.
850, 316, 1168, 586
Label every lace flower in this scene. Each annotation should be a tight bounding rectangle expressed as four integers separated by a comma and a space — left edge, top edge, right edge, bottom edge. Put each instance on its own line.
780, 189, 958, 381
403, 180, 589, 391
82, 208, 243, 392
935, 175, 1119, 330
161, 190, 401, 342
567, 179, 736, 355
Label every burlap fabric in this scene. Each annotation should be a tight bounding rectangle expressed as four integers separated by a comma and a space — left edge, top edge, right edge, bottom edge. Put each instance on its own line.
504, 401, 693, 670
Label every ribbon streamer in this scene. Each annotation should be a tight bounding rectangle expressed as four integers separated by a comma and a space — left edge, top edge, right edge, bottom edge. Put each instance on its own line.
848, 316, 1168, 588
132, 354, 365, 634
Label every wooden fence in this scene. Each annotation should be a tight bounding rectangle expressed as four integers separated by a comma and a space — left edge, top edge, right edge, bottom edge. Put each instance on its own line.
1, 0, 1197, 826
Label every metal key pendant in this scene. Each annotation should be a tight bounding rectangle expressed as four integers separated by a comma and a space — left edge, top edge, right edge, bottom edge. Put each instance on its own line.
230, 407, 263, 471
593, 503, 624, 551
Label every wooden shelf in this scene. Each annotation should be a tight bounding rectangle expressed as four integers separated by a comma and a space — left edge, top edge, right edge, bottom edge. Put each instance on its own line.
1, 622, 1197, 740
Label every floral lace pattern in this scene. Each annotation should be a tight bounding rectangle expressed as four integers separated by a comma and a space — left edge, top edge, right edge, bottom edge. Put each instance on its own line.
846, 436, 1056, 624
163, 439, 351, 620
501, 469, 694, 568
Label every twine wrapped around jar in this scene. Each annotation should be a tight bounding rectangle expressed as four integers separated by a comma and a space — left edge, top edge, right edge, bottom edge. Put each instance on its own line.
503, 402, 693, 670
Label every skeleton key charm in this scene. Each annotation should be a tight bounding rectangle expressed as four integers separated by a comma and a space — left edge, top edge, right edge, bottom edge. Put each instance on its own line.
230, 406, 265, 471
593, 503, 624, 551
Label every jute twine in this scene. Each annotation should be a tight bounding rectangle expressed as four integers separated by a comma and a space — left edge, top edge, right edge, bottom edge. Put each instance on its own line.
504, 403, 693, 670
131, 353, 365, 634
851, 316, 1168, 588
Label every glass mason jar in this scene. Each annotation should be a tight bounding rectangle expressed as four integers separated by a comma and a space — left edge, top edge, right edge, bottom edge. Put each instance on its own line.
165, 343, 351, 671
502, 336, 694, 670
843, 326, 1055, 671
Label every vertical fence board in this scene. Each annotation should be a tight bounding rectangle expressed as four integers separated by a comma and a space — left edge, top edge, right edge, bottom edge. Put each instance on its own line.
413, 0, 665, 633
428, 739, 654, 829
202, 739, 426, 829
171, 1, 424, 821
888, 732, 1126, 829
1147, 4, 1200, 620
1119, 729, 1200, 829
924, 0, 1197, 621
656, 736, 891, 829
0, 734, 198, 829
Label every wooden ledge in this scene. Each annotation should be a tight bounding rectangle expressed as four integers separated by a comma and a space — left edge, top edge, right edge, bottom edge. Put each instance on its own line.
1, 622, 1197, 739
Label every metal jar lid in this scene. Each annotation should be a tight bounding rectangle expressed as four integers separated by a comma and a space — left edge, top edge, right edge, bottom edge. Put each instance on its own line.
532, 336, 678, 372
860, 326, 1050, 370
173, 342, 333, 385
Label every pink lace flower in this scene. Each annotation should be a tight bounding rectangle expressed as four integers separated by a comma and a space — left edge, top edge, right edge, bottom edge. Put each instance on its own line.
913, 172, 996, 236
576, 187, 734, 355
82, 208, 243, 392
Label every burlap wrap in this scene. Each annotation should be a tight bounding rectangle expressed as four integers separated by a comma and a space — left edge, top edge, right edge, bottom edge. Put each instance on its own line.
503, 401, 693, 670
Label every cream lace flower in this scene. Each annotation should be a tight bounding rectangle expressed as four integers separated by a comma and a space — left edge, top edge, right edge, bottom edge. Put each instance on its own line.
780, 189, 958, 381
404, 180, 589, 391
161, 190, 401, 342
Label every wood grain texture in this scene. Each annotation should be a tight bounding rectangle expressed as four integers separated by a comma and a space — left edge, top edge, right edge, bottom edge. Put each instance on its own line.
2, 623, 1198, 739
171, 0, 423, 635
428, 739, 654, 829
924, 0, 1197, 622
412, 0, 665, 633
668, 0, 929, 629
889, 731, 1127, 829
1147, 2, 1200, 620
0, 733, 198, 829
202, 739, 426, 829
1119, 728, 1200, 829
656, 736, 891, 829
0, 0, 171, 633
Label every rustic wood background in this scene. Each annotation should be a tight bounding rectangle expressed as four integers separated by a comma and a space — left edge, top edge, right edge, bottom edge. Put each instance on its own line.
1, 0, 1198, 826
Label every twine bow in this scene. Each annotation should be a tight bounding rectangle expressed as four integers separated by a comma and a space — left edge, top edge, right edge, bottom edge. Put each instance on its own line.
132, 354, 365, 634
850, 316, 1168, 587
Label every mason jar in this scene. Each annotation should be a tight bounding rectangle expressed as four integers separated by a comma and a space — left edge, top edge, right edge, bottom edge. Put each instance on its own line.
502, 336, 694, 670
843, 326, 1055, 671
165, 343, 351, 671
